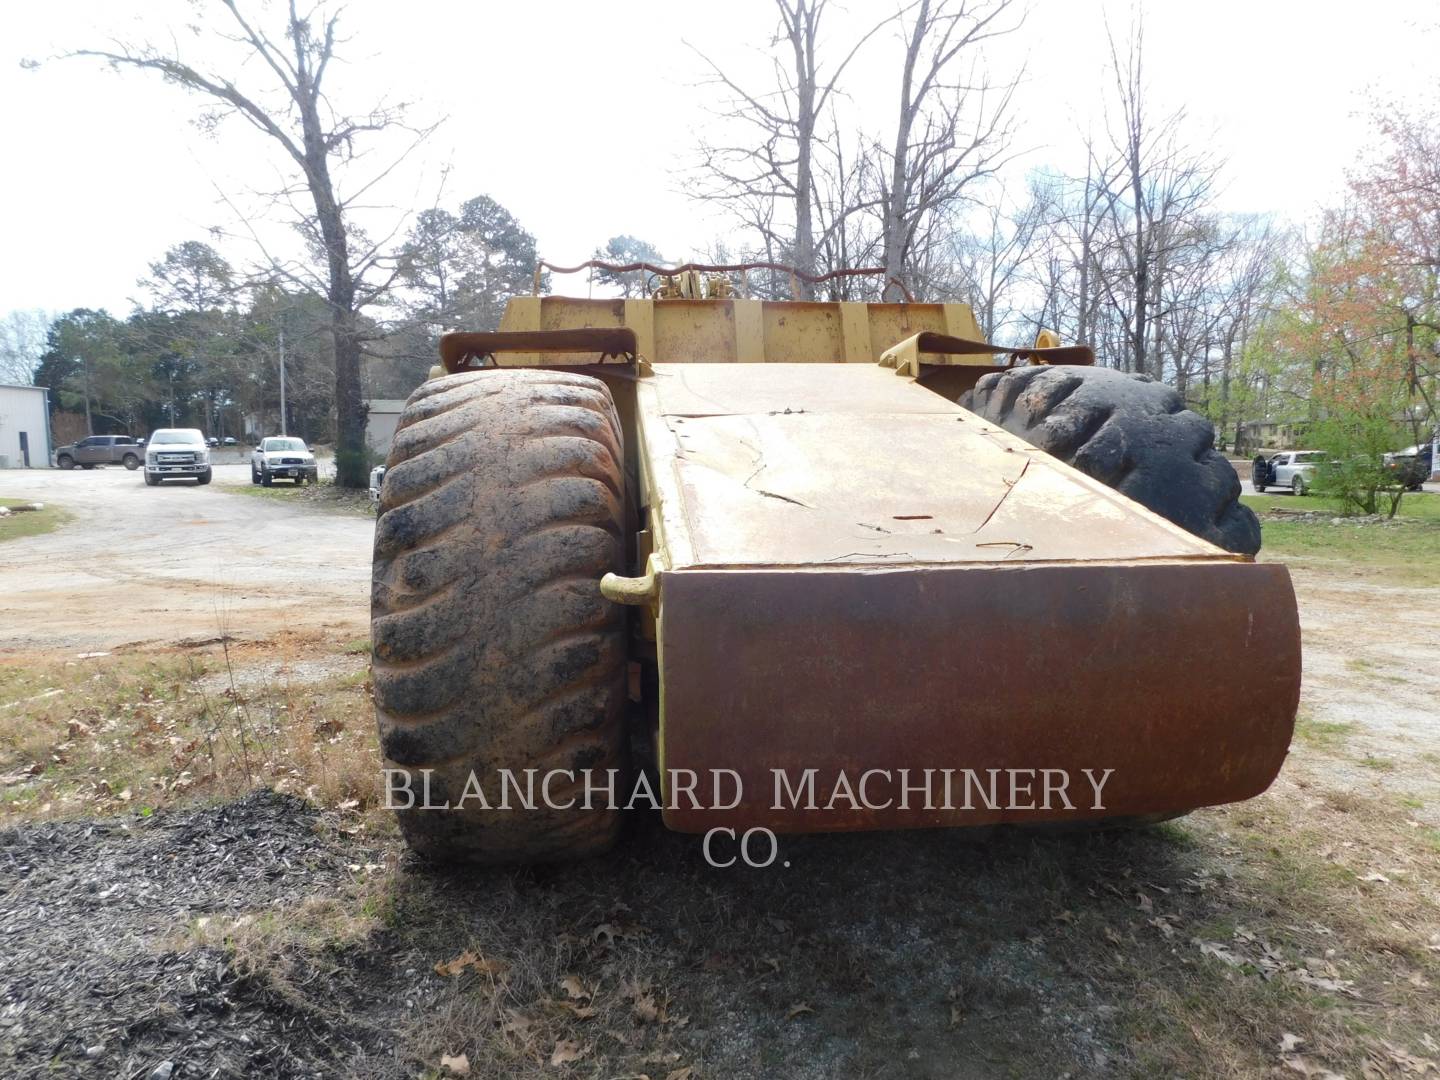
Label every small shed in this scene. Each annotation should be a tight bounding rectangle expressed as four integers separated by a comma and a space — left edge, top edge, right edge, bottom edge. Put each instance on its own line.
0, 384, 52, 468
364, 399, 407, 460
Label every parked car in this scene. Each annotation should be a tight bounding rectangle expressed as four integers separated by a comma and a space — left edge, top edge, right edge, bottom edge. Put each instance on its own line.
1253, 450, 1325, 495
54, 435, 143, 471
222, 436, 237, 446
251, 436, 318, 486
206, 436, 220, 447
1384, 443, 1434, 492
144, 428, 212, 485
369, 464, 387, 507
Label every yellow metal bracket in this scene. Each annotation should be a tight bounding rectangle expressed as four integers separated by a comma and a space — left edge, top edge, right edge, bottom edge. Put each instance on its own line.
600, 553, 665, 610
879, 330, 1094, 377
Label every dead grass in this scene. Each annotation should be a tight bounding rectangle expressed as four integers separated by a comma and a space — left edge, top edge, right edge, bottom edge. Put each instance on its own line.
225, 479, 375, 516
0, 634, 386, 828
1095, 772, 1440, 1078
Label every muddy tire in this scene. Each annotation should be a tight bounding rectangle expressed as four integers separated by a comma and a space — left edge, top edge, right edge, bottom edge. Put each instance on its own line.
960, 365, 1261, 555
371, 369, 628, 863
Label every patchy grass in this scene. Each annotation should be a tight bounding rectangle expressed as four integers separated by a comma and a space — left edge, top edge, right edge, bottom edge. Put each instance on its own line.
1293, 713, 1355, 750
1244, 492, 1440, 521
1244, 493, 1440, 586
0, 639, 384, 827
225, 479, 375, 517
0, 497, 70, 543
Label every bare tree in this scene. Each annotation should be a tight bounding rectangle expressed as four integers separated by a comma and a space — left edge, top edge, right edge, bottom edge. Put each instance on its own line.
0, 310, 55, 385
691, 1, 894, 298
936, 179, 1048, 339
873, 0, 1021, 301
1090, 15, 1220, 375
68, 0, 438, 485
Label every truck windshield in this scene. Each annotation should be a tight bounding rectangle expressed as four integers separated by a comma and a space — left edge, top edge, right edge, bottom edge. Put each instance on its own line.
150, 430, 205, 445
265, 439, 307, 451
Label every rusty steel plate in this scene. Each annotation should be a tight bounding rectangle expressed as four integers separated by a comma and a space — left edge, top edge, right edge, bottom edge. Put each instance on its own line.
657, 560, 1301, 833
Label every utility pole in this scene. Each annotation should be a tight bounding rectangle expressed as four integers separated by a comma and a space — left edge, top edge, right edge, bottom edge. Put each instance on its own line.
80, 356, 93, 434
278, 324, 287, 437
168, 370, 176, 426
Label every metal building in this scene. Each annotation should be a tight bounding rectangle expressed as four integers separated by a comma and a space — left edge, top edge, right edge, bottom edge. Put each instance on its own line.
0, 384, 51, 468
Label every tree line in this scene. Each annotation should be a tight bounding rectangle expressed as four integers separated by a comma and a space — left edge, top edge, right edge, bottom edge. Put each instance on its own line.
3, 0, 1433, 487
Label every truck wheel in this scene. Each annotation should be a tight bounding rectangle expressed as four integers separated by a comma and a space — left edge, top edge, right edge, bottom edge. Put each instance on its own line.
261, 470, 272, 487
250, 466, 260, 485
57, 454, 74, 470
122, 453, 139, 470
1292, 475, 1306, 496
197, 469, 212, 486
372, 369, 628, 863
144, 472, 159, 487
960, 365, 1261, 555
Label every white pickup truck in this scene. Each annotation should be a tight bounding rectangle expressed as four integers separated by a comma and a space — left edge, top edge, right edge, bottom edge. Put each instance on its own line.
1252, 450, 1324, 495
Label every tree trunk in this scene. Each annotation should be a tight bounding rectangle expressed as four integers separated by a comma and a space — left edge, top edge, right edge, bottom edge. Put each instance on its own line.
882, 2, 924, 302
1131, 152, 1148, 376
299, 75, 367, 486
791, 6, 816, 301
82, 358, 93, 435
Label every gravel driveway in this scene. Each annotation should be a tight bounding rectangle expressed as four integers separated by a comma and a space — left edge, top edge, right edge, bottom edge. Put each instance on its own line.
0, 464, 372, 654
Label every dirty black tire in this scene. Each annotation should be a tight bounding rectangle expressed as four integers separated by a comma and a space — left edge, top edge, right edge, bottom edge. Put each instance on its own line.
371, 368, 628, 863
122, 453, 139, 470
960, 365, 1261, 555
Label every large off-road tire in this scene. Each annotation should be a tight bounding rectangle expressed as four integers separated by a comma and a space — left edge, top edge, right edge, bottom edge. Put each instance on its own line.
960, 365, 1261, 555
371, 369, 628, 863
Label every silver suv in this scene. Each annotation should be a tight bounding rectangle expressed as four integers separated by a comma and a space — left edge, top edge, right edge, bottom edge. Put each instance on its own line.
144, 429, 212, 486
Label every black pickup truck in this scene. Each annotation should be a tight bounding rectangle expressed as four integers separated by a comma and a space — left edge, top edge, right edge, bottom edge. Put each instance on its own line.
55, 435, 144, 470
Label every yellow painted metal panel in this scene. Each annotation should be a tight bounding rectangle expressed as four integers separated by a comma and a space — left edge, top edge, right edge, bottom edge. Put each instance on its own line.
498, 295, 542, 332
839, 302, 873, 364
943, 302, 983, 341
624, 298, 656, 364
759, 301, 845, 362
865, 304, 948, 359
487, 294, 989, 366
654, 300, 737, 363
732, 299, 765, 362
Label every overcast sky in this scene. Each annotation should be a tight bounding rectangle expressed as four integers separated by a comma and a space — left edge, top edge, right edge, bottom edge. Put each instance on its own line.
2, 0, 1436, 316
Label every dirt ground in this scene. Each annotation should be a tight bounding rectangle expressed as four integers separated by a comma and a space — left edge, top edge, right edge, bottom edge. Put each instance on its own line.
0, 464, 370, 654
1, 467, 1437, 1078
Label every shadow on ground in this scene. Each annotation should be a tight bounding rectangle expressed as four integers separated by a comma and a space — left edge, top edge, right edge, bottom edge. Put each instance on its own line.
2, 791, 1214, 1078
